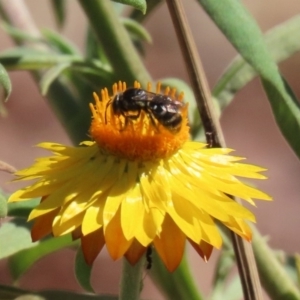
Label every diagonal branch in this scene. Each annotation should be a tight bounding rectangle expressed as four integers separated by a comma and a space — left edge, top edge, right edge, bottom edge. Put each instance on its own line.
165, 1, 263, 299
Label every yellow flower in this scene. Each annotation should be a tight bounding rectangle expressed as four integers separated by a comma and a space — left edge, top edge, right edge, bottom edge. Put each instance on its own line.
9, 81, 271, 272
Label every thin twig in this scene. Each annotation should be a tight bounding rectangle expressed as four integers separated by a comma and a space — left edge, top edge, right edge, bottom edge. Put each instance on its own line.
165, 1, 263, 299
165, 0, 224, 147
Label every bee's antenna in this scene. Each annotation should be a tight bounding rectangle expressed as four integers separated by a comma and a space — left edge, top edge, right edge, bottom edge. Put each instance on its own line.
105, 97, 113, 124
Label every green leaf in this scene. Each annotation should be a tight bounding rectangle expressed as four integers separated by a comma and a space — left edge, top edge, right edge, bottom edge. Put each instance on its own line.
9, 235, 77, 280
0, 48, 113, 88
295, 254, 300, 286
85, 27, 108, 63
75, 248, 94, 293
279, 253, 299, 285
212, 250, 235, 288
0, 192, 7, 218
0, 63, 11, 102
121, 18, 152, 43
42, 29, 80, 55
129, 0, 162, 23
40, 63, 71, 95
0, 284, 118, 300
221, 276, 243, 300
50, 0, 67, 28
7, 198, 40, 218
1, 22, 42, 44
251, 225, 300, 300
120, 17, 152, 55
75, 68, 112, 90
0, 219, 37, 260
0, 47, 81, 70
209, 250, 236, 300
198, 0, 300, 160
111, 0, 146, 14
213, 15, 300, 111
282, 76, 300, 110
210, 276, 243, 300
0, 63, 11, 116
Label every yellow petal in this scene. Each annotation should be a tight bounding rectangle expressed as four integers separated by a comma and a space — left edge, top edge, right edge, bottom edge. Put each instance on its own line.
134, 208, 165, 247
125, 239, 147, 265
224, 217, 253, 241
52, 211, 83, 236
197, 213, 222, 248
105, 208, 133, 260
60, 201, 87, 224
189, 239, 214, 262
82, 204, 103, 235
153, 214, 186, 272
140, 170, 166, 212
150, 164, 172, 205
121, 183, 144, 240
81, 229, 105, 265
103, 170, 136, 230
31, 210, 57, 241
169, 177, 230, 222
166, 193, 202, 243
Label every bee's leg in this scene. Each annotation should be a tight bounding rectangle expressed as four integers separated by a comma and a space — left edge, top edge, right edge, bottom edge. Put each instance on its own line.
128, 110, 141, 121
105, 99, 113, 124
147, 113, 159, 132
116, 111, 127, 131
123, 116, 129, 130
146, 245, 152, 270
125, 111, 141, 129
119, 110, 141, 131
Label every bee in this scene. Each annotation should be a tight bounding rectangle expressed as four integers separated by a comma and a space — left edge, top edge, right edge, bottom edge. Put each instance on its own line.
106, 87, 185, 133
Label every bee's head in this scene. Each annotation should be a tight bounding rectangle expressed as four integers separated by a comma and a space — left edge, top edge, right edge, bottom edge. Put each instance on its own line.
123, 88, 147, 103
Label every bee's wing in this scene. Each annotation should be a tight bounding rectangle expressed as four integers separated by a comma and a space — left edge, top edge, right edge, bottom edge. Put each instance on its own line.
141, 91, 157, 101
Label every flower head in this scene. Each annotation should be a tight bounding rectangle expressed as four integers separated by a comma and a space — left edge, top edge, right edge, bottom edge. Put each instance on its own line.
9, 81, 271, 271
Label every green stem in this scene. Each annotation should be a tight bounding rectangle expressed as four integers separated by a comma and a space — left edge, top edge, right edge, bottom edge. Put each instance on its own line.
172, 254, 204, 300
78, 0, 151, 86
252, 226, 300, 300
119, 258, 144, 300
151, 250, 203, 300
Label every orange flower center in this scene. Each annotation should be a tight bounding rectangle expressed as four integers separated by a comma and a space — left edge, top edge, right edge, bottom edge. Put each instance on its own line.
89, 81, 190, 161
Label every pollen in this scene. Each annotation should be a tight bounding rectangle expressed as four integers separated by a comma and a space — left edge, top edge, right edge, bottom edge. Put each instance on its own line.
89, 81, 189, 161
